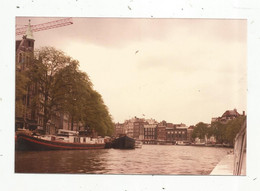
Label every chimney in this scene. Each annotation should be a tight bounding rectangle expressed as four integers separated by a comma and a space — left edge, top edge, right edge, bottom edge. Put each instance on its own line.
243, 111, 245, 116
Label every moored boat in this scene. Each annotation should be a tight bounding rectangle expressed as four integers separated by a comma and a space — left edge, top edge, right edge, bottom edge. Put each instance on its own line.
111, 135, 135, 149
176, 141, 191, 146
16, 129, 105, 151
135, 140, 143, 148
192, 142, 206, 146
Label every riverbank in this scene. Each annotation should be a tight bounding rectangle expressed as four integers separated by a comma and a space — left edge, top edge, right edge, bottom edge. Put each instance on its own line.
210, 153, 246, 175
210, 154, 234, 175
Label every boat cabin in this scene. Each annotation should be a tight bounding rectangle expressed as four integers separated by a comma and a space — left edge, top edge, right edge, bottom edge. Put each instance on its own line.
57, 129, 78, 136
35, 129, 105, 144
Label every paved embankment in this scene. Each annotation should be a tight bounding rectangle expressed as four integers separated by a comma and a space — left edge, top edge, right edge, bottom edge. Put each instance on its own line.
210, 154, 234, 175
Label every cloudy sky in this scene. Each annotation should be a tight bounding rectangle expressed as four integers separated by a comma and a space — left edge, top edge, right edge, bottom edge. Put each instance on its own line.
16, 17, 247, 126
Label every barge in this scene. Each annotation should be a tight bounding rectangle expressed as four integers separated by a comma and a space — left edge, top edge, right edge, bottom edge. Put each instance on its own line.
16, 129, 106, 151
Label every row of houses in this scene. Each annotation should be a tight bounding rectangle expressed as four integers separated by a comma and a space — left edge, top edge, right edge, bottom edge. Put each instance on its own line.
114, 117, 193, 144
114, 109, 245, 144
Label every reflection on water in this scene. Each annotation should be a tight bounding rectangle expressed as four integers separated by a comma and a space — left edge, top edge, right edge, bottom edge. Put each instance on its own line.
15, 145, 230, 175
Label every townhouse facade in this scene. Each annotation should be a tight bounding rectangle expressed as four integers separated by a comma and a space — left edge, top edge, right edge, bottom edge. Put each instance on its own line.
143, 123, 157, 142
114, 117, 188, 144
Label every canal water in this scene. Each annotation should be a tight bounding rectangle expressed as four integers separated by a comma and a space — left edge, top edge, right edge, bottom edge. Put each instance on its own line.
15, 145, 231, 175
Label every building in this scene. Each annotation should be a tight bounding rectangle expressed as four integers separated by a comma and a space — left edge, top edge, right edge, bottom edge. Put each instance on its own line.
156, 121, 166, 142
212, 109, 244, 124
15, 21, 37, 131
114, 117, 158, 140
133, 119, 145, 140
187, 125, 195, 142
114, 122, 126, 136
166, 123, 188, 144
123, 118, 134, 138
175, 128, 188, 143
165, 127, 175, 143
143, 123, 157, 143
114, 118, 190, 144
123, 117, 145, 139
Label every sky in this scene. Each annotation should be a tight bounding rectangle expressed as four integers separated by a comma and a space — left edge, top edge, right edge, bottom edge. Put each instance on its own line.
16, 17, 247, 126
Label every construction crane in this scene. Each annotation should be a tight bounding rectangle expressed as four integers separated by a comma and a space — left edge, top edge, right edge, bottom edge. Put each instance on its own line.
16, 17, 73, 36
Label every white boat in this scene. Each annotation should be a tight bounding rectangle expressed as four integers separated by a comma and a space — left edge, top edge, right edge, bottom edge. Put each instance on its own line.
135, 140, 143, 148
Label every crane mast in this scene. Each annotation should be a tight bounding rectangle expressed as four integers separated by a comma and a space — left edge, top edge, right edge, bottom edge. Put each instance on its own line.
16, 17, 73, 36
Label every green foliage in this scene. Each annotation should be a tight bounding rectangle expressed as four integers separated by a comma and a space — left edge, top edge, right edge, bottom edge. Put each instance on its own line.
225, 116, 246, 145
31, 47, 74, 131
210, 121, 226, 144
192, 122, 208, 139
192, 116, 246, 146
81, 90, 114, 136
209, 116, 246, 145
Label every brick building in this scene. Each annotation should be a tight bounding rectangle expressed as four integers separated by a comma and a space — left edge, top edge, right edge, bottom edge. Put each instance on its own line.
156, 121, 166, 142
114, 122, 126, 136
15, 21, 38, 131
166, 124, 188, 144
144, 123, 157, 141
15, 21, 72, 134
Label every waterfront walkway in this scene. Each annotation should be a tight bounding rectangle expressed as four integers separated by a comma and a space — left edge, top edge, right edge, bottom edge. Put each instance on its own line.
210, 154, 234, 175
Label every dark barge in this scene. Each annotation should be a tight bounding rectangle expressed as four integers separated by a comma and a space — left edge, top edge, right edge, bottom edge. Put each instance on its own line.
106, 135, 135, 149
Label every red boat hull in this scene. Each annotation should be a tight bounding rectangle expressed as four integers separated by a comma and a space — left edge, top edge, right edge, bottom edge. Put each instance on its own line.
16, 134, 105, 151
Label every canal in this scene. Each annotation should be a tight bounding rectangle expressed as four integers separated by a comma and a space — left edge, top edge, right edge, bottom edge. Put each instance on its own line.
15, 145, 231, 175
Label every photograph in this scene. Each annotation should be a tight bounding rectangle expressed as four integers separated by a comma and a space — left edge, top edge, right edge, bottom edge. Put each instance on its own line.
15, 17, 247, 175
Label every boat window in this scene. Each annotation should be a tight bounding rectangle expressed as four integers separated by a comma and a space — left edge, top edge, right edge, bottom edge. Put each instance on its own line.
74, 137, 80, 143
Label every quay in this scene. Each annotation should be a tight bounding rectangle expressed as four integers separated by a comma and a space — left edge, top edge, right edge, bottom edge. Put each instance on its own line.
210, 154, 234, 175
210, 153, 246, 175
211, 119, 246, 175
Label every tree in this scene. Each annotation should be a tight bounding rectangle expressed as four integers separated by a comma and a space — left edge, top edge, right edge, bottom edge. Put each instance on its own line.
210, 121, 226, 144
192, 122, 208, 140
209, 116, 246, 145
33, 47, 80, 132
225, 116, 246, 146
29, 46, 114, 136
81, 90, 114, 136
53, 61, 92, 130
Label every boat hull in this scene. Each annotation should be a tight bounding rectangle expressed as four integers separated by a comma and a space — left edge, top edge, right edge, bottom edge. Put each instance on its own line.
16, 134, 105, 151
111, 136, 135, 149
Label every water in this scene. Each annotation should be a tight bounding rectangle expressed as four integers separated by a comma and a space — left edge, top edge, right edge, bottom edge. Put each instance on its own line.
15, 145, 231, 175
